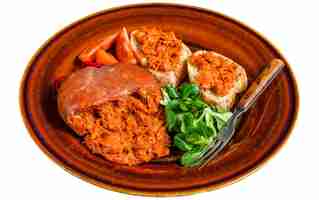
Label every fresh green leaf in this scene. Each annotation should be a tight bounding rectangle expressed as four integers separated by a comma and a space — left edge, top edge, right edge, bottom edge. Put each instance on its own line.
174, 134, 193, 151
179, 101, 189, 111
161, 83, 233, 167
195, 120, 216, 138
209, 110, 232, 122
204, 109, 216, 131
185, 133, 210, 146
215, 118, 226, 130
165, 108, 177, 131
180, 113, 194, 134
191, 98, 209, 109
180, 147, 205, 167
166, 99, 180, 110
165, 84, 179, 99
179, 83, 200, 98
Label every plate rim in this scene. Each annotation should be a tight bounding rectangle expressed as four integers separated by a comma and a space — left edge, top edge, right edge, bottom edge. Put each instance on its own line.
19, 3, 299, 197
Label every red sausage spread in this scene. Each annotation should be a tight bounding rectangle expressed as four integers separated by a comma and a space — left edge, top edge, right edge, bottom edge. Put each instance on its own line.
57, 63, 170, 165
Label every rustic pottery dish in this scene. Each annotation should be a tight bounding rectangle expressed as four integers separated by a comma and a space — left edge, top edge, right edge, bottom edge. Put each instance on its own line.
20, 4, 299, 196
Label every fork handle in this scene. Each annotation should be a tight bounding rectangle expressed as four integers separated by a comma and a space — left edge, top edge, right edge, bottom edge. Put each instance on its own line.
238, 59, 285, 111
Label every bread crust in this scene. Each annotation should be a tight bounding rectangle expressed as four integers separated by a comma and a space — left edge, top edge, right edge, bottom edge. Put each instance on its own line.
130, 30, 191, 86
187, 50, 248, 110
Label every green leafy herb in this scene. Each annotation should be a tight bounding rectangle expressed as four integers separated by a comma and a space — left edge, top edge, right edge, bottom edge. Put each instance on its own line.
166, 84, 179, 99
161, 84, 232, 166
179, 83, 200, 98
180, 147, 205, 166
174, 134, 193, 151
165, 107, 177, 131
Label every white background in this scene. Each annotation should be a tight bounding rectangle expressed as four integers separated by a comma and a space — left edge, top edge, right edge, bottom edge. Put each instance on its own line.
0, 0, 317, 199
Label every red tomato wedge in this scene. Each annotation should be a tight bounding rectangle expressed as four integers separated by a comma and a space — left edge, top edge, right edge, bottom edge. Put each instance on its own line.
116, 27, 137, 64
78, 32, 118, 63
95, 49, 119, 65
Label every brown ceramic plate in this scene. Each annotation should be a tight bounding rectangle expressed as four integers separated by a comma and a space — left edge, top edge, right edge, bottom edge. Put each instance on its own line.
20, 3, 299, 196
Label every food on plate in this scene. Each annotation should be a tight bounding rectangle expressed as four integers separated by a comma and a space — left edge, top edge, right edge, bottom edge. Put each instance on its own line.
57, 26, 248, 166
57, 63, 170, 165
161, 84, 232, 166
78, 27, 138, 67
78, 32, 118, 65
187, 50, 247, 110
95, 49, 118, 65
130, 27, 191, 86
115, 27, 137, 64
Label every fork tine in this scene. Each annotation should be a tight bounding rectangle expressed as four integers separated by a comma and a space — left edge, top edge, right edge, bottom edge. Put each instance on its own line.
191, 140, 223, 167
197, 140, 225, 169
201, 140, 223, 160
195, 121, 236, 168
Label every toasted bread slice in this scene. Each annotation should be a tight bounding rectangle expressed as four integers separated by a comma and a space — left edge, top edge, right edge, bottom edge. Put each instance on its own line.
130, 30, 191, 86
187, 50, 248, 110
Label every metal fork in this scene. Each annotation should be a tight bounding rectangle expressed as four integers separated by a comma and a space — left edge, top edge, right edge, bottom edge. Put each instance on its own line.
192, 59, 285, 169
